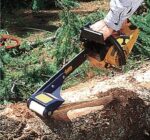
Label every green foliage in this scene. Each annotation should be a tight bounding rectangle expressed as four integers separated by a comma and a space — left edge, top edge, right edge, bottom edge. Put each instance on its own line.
0, 36, 57, 103
145, 0, 150, 9
54, 0, 81, 67
54, 0, 105, 67
32, 0, 44, 11
0, 30, 8, 35
81, 10, 105, 25
56, 0, 79, 9
131, 2, 150, 58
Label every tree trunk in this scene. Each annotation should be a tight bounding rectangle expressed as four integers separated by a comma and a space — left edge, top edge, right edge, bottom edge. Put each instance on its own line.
0, 63, 150, 140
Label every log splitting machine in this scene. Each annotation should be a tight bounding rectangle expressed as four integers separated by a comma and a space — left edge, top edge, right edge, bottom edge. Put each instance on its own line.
27, 20, 139, 118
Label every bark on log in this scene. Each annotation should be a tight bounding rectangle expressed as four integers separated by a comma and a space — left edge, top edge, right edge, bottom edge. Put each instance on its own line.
0, 63, 150, 140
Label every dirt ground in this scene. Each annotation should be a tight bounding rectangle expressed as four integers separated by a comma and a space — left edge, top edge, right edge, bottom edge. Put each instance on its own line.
2, 0, 109, 43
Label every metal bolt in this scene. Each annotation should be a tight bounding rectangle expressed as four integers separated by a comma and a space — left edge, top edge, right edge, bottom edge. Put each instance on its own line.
63, 75, 65, 79
48, 111, 52, 116
51, 85, 55, 88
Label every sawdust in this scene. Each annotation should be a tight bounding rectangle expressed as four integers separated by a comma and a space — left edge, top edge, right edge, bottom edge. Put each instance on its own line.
0, 103, 34, 122
1, 87, 150, 139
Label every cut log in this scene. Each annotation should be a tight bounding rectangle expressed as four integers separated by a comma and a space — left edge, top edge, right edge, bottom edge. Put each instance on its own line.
0, 62, 150, 140
52, 94, 113, 121
0, 88, 150, 140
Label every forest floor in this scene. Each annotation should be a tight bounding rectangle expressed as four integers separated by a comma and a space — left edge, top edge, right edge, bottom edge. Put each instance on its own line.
3, 0, 109, 42
1, 1, 150, 139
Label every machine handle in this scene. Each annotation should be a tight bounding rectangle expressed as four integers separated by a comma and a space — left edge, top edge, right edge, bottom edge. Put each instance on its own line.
108, 36, 126, 66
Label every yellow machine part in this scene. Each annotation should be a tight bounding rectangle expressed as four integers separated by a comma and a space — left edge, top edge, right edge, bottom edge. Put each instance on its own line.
35, 93, 53, 104
88, 21, 139, 69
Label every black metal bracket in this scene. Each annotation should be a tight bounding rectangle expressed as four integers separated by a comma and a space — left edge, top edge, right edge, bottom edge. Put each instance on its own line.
80, 27, 105, 45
